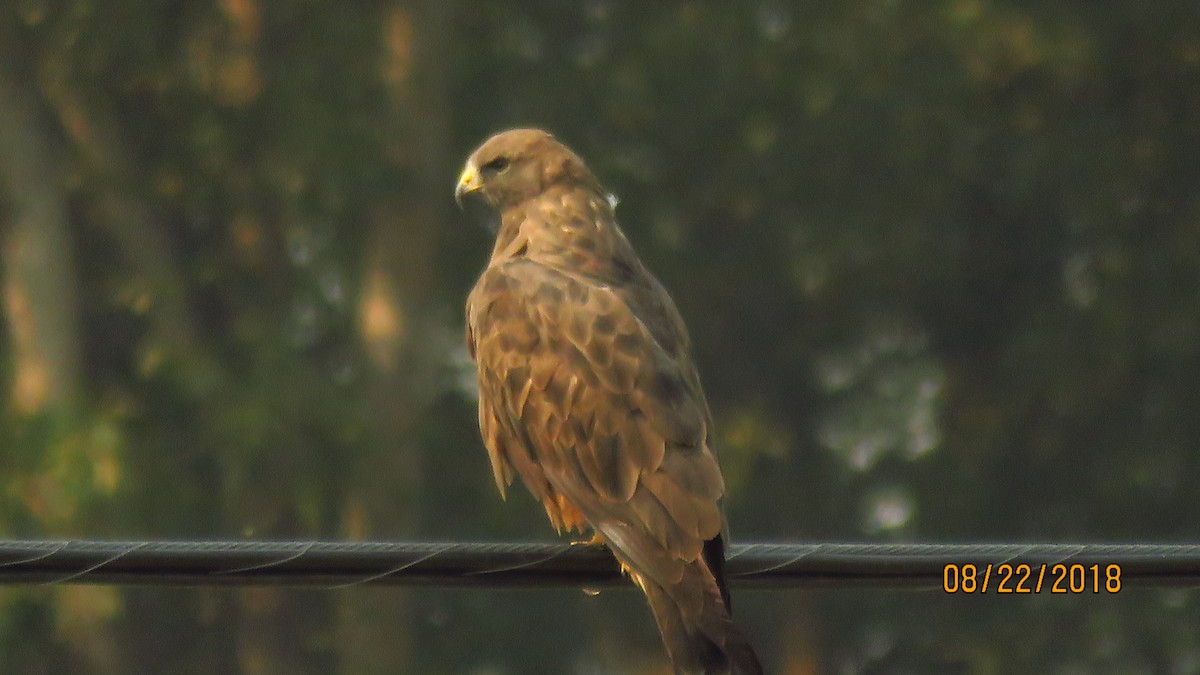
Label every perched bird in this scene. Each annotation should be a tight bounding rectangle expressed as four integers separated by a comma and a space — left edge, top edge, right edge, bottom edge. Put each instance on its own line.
457, 129, 762, 675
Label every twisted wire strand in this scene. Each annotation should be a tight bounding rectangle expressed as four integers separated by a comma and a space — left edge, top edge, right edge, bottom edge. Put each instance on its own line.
0, 541, 1195, 589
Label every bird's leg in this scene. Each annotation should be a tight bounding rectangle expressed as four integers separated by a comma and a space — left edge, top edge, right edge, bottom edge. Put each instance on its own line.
570, 532, 605, 547
573, 531, 608, 597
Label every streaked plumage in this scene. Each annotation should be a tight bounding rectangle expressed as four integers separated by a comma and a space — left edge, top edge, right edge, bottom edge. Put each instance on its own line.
457, 129, 762, 675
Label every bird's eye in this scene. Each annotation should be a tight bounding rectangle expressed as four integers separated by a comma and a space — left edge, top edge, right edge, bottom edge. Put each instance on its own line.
480, 156, 510, 174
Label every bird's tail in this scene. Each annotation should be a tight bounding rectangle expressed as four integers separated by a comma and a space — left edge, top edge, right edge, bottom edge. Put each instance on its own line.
638, 561, 763, 675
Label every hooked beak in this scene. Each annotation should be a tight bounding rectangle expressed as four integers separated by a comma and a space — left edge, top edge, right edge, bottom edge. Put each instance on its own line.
454, 162, 482, 207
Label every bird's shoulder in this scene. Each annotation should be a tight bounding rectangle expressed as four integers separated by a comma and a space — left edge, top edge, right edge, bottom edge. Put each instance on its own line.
468, 255, 675, 359
475, 200, 692, 350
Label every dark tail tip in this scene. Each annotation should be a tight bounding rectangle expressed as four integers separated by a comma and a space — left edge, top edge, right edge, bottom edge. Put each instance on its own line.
724, 634, 764, 675
648, 590, 764, 674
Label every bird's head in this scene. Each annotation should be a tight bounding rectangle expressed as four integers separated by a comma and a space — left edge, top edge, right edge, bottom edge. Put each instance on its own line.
455, 128, 601, 210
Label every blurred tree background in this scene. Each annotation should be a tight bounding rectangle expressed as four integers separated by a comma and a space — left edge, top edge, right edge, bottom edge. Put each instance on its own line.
0, 0, 1198, 673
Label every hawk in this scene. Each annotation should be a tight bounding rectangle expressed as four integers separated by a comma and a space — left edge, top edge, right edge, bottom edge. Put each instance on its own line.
456, 129, 762, 675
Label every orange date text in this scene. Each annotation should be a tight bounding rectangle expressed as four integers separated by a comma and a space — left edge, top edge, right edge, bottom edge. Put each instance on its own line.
943, 563, 1121, 594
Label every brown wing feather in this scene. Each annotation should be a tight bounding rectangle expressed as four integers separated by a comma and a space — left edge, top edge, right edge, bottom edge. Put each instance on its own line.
469, 259, 724, 556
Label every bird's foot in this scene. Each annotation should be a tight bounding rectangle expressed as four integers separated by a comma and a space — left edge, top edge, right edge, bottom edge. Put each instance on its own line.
570, 533, 605, 547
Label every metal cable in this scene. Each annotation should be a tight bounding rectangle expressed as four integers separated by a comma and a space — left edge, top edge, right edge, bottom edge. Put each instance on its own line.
0, 540, 1195, 589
